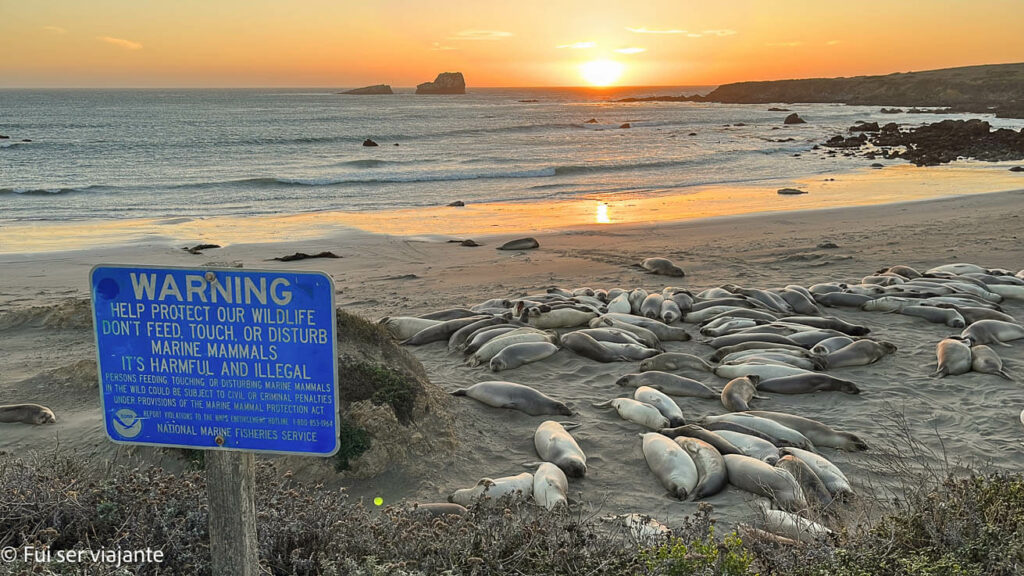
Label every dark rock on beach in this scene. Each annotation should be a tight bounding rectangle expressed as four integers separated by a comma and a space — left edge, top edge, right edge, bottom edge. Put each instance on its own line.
363, 139, 379, 147
460, 239, 481, 247
783, 113, 806, 125
824, 134, 868, 148
817, 241, 839, 249
496, 238, 539, 251
871, 163, 884, 168
688, 132, 697, 136
1010, 166, 1024, 172
849, 122, 880, 132
880, 108, 904, 114
584, 118, 599, 124
340, 84, 394, 95
447, 200, 465, 207
767, 107, 790, 112
858, 119, 1024, 166
183, 243, 221, 255
271, 251, 341, 262
777, 188, 808, 195
619, 123, 631, 129
518, 99, 539, 103
0, 134, 8, 139
415, 72, 466, 95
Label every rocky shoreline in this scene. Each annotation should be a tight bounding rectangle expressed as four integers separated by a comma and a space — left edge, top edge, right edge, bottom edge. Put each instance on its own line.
821, 119, 1024, 166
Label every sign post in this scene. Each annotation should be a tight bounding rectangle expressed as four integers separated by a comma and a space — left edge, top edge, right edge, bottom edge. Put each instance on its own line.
90, 265, 338, 575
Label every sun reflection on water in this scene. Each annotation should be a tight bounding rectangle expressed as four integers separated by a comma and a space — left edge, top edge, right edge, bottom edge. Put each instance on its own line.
596, 203, 610, 224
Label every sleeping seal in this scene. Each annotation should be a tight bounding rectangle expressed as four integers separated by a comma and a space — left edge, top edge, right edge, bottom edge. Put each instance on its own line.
641, 432, 699, 499
932, 336, 973, 377
640, 352, 714, 373
723, 454, 807, 511
961, 320, 1024, 346
379, 316, 443, 340
530, 462, 569, 510
496, 237, 539, 250
824, 339, 897, 368
721, 376, 763, 412
561, 332, 631, 362
0, 404, 56, 425
641, 257, 685, 277
634, 386, 686, 427
756, 373, 861, 395
675, 437, 728, 499
745, 410, 868, 451
640, 293, 665, 319
659, 424, 743, 455
776, 455, 833, 510
489, 342, 559, 371
533, 421, 587, 477
781, 447, 854, 497
593, 398, 670, 430
617, 372, 719, 399
757, 502, 833, 544
970, 345, 1012, 380
451, 381, 572, 416
449, 472, 534, 506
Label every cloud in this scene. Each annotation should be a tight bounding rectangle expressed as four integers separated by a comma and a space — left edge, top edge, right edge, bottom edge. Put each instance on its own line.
98, 36, 143, 50
627, 27, 687, 34
766, 41, 803, 47
826, 40, 841, 46
449, 30, 513, 41
702, 29, 736, 37
431, 42, 458, 51
42, 25, 66, 34
556, 41, 596, 49
614, 47, 646, 54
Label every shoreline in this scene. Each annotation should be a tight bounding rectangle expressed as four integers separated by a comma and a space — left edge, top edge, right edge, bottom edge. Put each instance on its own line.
2, 162, 1022, 255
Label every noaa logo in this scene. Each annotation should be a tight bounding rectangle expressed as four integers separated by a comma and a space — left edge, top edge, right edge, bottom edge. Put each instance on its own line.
112, 409, 143, 438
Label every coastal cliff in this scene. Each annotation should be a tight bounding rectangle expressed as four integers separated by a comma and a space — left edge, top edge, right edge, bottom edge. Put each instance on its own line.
340, 84, 393, 95
416, 72, 466, 94
623, 63, 1024, 118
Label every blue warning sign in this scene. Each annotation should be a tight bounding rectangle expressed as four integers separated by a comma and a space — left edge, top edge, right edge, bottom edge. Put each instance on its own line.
90, 265, 339, 456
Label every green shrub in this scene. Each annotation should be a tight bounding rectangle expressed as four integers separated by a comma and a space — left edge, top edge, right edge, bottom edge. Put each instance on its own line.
643, 524, 756, 576
333, 417, 371, 471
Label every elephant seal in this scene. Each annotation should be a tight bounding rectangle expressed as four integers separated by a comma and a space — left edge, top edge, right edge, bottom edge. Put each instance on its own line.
757, 503, 833, 543
599, 313, 691, 342
710, 341, 808, 361
660, 300, 683, 324
634, 386, 685, 427
926, 263, 988, 275
961, 320, 1024, 346
468, 329, 553, 365
824, 339, 897, 368
606, 292, 632, 314
745, 411, 868, 452
756, 373, 860, 395
497, 237, 539, 250
418, 308, 481, 321
932, 336, 973, 377
703, 413, 815, 451
781, 447, 853, 497
411, 503, 469, 517
449, 472, 534, 506
576, 328, 643, 347
588, 317, 662, 348
531, 462, 569, 510
640, 352, 713, 373
899, 306, 965, 328
464, 326, 520, 354
593, 398, 670, 430
641, 257, 685, 277
814, 292, 874, 308
448, 317, 509, 351
723, 454, 807, 511
721, 376, 763, 412
782, 316, 870, 336
561, 332, 631, 362
641, 432, 699, 499
640, 293, 665, 319
534, 421, 587, 477
452, 381, 572, 416
970, 345, 1012, 380
675, 436, 728, 499
776, 455, 833, 510
404, 315, 491, 345
617, 372, 719, 399
714, 430, 780, 463
659, 424, 742, 455
706, 333, 800, 349
0, 404, 56, 425
810, 336, 855, 355
933, 304, 1016, 325
714, 363, 813, 381
379, 316, 443, 340
526, 308, 597, 329
878, 264, 921, 278
490, 342, 559, 371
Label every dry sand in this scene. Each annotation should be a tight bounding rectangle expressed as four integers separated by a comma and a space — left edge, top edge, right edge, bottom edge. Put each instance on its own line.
1, 183, 1023, 530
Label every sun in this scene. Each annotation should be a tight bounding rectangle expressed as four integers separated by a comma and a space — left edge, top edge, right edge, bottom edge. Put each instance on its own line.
580, 59, 624, 87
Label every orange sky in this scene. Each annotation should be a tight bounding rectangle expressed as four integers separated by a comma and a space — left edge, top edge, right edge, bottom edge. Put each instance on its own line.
1, 0, 1022, 88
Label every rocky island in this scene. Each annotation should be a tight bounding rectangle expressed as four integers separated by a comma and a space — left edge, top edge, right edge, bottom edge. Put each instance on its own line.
617, 62, 1024, 118
340, 84, 394, 95
416, 72, 466, 94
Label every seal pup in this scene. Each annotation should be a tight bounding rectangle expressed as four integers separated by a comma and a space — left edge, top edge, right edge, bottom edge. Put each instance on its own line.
634, 386, 686, 427
533, 421, 587, 477
593, 398, 670, 430
961, 320, 1024, 346
756, 373, 860, 395
745, 411, 868, 451
531, 462, 569, 510
0, 404, 56, 425
970, 345, 1012, 380
932, 336, 973, 377
449, 472, 534, 507
616, 372, 719, 399
641, 432, 699, 499
490, 342, 559, 371
781, 447, 853, 498
721, 376, 764, 412
723, 454, 807, 511
451, 381, 573, 416
824, 339, 897, 368
660, 299, 683, 324
640, 293, 665, 319
675, 437, 728, 499
639, 352, 713, 373
641, 257, 685, 277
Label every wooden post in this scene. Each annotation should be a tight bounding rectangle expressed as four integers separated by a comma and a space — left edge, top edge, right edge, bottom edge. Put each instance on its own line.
207, 451, 260, 576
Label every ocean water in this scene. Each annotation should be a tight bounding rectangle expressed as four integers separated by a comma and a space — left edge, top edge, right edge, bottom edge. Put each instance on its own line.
2, 87, 1023, 224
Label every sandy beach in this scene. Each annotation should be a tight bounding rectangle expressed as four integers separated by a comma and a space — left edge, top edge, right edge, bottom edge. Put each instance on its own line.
2, 178, 1023, 530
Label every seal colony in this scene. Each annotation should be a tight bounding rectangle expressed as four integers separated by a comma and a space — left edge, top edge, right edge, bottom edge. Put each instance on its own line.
381, 261, 1023, 542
